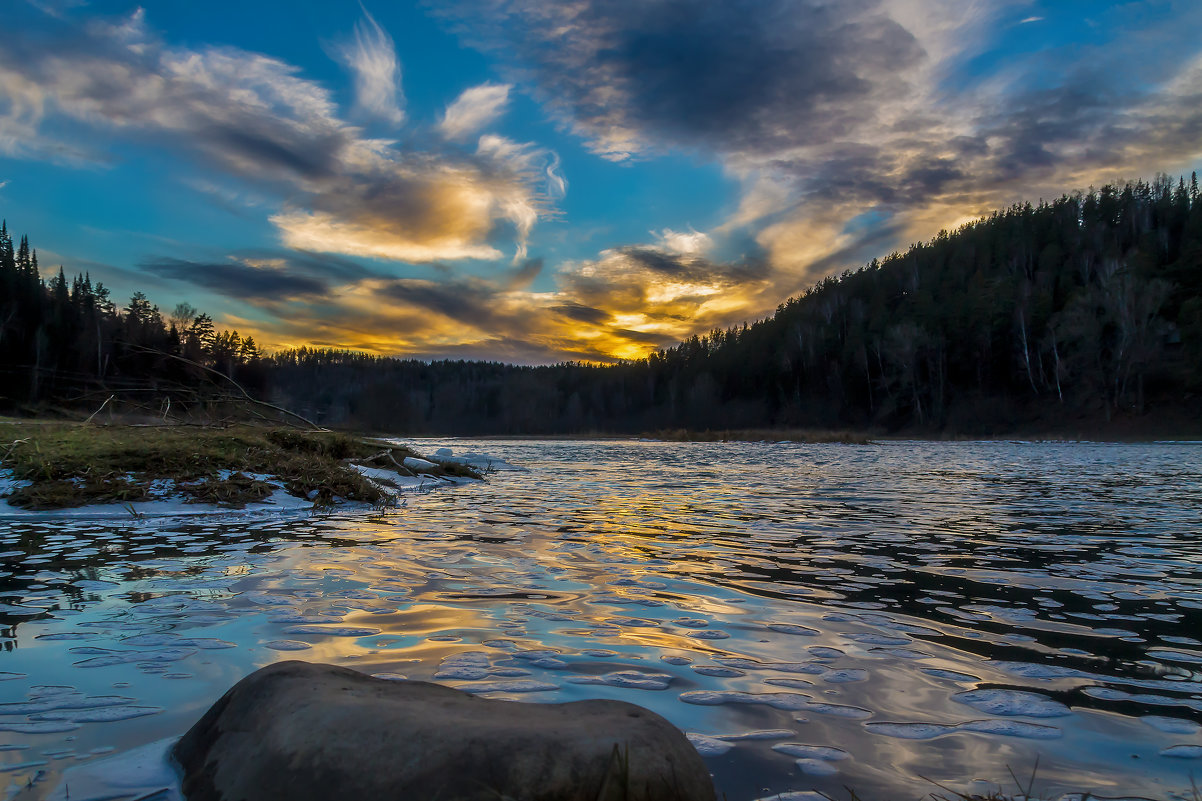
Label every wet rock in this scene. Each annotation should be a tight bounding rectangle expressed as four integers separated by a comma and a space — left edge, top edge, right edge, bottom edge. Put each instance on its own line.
173, 661, 715, 801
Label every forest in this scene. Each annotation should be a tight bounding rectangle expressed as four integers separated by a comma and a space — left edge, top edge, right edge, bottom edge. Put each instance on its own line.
2, 173, 1200, 436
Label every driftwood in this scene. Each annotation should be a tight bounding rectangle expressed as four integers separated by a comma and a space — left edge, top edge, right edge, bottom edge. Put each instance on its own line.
361, 449, 418, 477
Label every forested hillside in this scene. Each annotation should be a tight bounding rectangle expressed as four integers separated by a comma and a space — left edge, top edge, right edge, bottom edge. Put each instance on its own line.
267, 175, 1202, 434
0, 222, 267, 417
3, 174, 1201, 435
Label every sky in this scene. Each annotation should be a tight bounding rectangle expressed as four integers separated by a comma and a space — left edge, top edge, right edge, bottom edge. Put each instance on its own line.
1, 0, 1200, 363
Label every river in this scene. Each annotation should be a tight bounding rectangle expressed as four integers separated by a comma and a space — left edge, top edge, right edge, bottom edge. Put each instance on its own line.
1, 440, 1201, 800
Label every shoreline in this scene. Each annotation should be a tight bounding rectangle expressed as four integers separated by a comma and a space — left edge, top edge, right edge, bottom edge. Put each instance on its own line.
0, 423, 498, 515
2, 419, 1198, 516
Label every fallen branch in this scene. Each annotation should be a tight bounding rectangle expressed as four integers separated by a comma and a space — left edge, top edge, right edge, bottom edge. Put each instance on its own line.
359, 449, 418, 477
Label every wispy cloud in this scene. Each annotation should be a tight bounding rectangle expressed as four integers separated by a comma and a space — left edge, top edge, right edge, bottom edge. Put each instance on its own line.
0, 7, 560, 264
24, 0, 88, 19
333, 6, 406, 126
142, 256, 330, 299
439, 82, 512, 140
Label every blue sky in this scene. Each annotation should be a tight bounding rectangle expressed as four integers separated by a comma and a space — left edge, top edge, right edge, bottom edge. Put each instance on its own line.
2, 0, 1200, 362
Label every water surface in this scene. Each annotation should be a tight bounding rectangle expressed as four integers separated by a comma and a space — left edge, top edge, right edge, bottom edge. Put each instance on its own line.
2, 440, 1201, 800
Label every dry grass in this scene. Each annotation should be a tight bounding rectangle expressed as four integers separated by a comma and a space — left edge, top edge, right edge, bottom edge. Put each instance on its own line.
0, 423, 480, 509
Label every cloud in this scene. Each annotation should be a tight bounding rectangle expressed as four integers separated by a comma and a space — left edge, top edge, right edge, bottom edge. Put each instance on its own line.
503, 257, 543, 289
656, 227, 711, 256
551, 302, 609, 325
0, 7, 559, 264
550, 242, 775, 359
199, 229, 771, 364
270, 162, 510, 262
438, 0, 1202, 297
8, 1, 1202, 366
439, 82, 511, 140
24, 0, 88, 19
333, 7, 405, 126
143, 256, 330, 299
437, 0, 923, 161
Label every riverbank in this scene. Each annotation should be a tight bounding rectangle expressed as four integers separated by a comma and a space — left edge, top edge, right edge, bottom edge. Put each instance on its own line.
0, 423, 483, 514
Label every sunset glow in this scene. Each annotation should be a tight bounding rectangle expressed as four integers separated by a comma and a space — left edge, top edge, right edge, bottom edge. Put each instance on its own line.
2, 0, 1200, 362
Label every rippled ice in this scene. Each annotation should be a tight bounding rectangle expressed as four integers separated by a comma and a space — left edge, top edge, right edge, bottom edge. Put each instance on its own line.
1, 440, 1201, 800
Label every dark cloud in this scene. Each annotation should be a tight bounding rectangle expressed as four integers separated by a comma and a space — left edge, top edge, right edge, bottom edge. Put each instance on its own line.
371, 277, 548, 341
203, 125, 342, 183
142, 257, 328, 299
551, 303, 610, 324
604, 1, 917, 153
617, 247, 772, 284
439, 0, 920, 159
245, 249, 378, 283
618, 247, 688, 276
503, 257, 543, 289
376, 279, 500, 325
611, 328, 672, 346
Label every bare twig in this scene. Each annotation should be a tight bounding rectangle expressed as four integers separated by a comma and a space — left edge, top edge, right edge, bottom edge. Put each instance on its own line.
1, 438, 29, 465
83, 394, 116, 425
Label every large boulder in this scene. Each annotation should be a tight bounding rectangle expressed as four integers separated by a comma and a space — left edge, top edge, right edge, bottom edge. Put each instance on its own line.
173, 661, 716, 801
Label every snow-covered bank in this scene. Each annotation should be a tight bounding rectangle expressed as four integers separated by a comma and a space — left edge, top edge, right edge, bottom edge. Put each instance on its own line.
0, 468, 312, 520
0, 465, 479, 520
0, 429, 514, 520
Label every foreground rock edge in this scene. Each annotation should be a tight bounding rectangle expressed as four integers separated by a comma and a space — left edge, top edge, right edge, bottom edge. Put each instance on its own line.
173, 660, 717, 801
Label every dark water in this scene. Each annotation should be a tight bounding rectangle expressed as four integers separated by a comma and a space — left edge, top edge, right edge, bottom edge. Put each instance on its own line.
1, 440, 1201, 800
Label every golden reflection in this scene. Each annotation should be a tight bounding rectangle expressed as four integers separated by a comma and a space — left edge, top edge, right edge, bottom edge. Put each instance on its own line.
3, 440, 1199, 800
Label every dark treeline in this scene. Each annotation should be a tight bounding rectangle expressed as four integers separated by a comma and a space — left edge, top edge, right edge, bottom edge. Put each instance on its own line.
0, 221, 266, 414
269, 174, 1202, 434
4, 173, 1201, 434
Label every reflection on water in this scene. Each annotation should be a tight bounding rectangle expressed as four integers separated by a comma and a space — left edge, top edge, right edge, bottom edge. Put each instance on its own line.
1, 440, 1201, 800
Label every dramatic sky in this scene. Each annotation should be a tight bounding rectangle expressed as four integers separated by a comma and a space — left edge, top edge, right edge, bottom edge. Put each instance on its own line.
3, 1, 1201, 362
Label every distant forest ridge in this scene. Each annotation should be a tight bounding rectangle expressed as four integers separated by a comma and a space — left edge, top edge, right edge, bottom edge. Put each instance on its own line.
2, 172, 1201, 435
